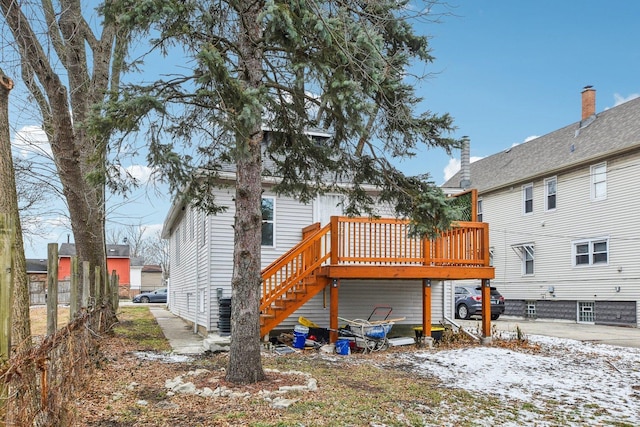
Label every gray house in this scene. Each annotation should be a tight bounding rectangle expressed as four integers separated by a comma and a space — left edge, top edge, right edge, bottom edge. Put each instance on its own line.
443, 87, 640, 326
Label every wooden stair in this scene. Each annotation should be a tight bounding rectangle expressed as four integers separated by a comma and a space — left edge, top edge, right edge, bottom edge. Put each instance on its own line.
260, 223, 331, 337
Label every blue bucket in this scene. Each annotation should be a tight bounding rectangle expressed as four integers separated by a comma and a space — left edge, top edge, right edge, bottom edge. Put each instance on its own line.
335, 339, 351, 355
293, 325, 309, 349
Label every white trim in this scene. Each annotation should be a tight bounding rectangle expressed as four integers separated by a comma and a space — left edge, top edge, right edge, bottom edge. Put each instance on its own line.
590, 162, 607, 201
544, 176, 557, 211
572, 237, 609, 267
261, 196, 276, 248
522, 183, 533, 215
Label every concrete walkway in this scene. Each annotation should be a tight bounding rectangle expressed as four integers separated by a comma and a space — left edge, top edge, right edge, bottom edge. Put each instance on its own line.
459, 316, 640, 349
127, 304, 229, 355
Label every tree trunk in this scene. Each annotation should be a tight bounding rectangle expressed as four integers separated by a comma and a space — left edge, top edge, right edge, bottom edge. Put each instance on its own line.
0, 68, 40, 426
226, 0, 266, 384
0, 71, 32, 352
0, 0, 113, 308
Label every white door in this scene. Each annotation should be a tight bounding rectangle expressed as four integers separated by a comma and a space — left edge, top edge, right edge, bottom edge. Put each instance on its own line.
313, 194, 345, 226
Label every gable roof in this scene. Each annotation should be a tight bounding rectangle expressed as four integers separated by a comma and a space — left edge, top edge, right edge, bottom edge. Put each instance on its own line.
26, 259, 48, 273
443, 96, 640, 193
59, 243, 130, 258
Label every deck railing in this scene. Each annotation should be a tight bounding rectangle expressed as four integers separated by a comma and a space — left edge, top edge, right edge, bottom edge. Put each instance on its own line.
261, 217, 489, 311
331, 217, 489, 267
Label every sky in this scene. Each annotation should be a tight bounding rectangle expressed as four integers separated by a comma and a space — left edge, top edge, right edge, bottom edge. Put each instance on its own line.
9, 0, 640, 258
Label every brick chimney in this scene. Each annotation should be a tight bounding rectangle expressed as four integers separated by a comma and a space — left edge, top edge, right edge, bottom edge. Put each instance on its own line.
581, 86, 596, 120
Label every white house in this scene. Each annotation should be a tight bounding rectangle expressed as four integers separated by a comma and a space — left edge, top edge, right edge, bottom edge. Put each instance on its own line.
162, 133, 494, 337
443, 87, 640, 327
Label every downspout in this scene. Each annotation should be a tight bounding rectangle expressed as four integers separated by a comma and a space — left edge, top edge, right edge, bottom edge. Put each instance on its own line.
194, 211, 199, 334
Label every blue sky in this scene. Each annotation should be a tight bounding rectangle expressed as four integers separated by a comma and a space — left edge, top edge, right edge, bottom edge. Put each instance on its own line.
12, 0, 640, 258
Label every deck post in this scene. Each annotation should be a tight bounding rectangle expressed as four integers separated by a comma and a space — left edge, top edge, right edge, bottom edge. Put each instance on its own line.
330, 216, 339, 265
329, 278, 339, 343
481, 279, 492, 343
422, 279, 432, 339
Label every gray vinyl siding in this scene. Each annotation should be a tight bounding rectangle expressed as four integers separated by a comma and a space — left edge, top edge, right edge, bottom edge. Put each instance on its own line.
484, 151, 640, 326
166, 187, 459, 333
274, 279, 450, 330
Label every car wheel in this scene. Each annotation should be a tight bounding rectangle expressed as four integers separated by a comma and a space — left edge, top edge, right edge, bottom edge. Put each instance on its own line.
141, 296, 150, 303
491, 314, 500, 320
457, 304, 470, 320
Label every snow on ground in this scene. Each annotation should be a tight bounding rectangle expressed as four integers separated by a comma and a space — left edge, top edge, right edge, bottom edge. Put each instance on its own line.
400, 333, 640, 426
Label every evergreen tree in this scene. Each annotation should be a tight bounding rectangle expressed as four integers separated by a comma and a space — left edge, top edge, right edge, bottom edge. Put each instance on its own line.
103, 0, 460, 384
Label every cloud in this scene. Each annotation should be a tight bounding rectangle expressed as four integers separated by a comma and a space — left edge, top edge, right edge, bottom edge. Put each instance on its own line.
443, 156, 483, 181
613, 92, 639, 107
12, 125, 52, 158
523, 135, 539, 143
119, 165, 156, 184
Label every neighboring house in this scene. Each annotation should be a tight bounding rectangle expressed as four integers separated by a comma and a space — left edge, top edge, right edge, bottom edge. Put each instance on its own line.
443, 87, 640, 327
26, 258, 49, 305
129, 257, 144, 298
162, 132, 494, 338
26, 258, 72, 305
58, 243, 131, 298
141, 264, 164, 293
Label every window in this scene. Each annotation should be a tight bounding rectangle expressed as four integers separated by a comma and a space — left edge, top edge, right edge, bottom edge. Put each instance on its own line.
512, 244, 534, 275
522, 183, 533, 214
591, 163, 606, 200
190, 208, 195, 241
545, 177, 557, 211
526, 301, 537, 318
573, 238, 608, 266
477, 199, 483, 222
200, 211, 206, 247
578, 302, 595, 323
261, 197, 275, 247
175, 228, 180, 265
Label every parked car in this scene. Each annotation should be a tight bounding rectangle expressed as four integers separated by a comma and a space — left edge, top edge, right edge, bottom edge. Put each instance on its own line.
132, 288, 167, 303
455, 285, 505, 320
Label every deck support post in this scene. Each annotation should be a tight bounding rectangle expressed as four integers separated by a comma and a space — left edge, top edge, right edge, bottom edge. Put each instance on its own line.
329, 278, 339, 343
422, 279, 432, 339
481, 279, 492, 341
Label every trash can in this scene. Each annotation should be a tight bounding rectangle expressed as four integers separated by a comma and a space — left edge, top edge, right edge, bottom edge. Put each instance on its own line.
293, 325, 309, 349
218, 298, 232, 335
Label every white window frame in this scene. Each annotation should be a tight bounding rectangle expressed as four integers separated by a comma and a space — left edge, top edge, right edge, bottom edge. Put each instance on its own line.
477, 199, 483, 222
544, 176, 557, 211
261, 196, 276, 247
591, 163, 607, 201
175, 228, 181, 266
512, 243, 535, 276
572, 237, 609, 267
522, 183, 533, 215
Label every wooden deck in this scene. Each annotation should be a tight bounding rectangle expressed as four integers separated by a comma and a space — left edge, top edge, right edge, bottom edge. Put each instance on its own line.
260, 216, 495, 338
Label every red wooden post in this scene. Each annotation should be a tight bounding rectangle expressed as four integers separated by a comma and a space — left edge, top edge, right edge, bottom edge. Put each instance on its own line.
422, 279, 432, 339
481, 279, 491, 339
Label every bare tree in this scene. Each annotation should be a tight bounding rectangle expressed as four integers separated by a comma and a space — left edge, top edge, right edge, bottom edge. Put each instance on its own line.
0, 0, 132, 299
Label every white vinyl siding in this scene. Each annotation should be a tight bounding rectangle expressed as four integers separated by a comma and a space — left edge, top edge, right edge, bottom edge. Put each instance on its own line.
482, 153, 640, 324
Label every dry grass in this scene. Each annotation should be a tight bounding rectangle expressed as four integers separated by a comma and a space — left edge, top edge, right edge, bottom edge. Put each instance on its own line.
29, 305, 71, 337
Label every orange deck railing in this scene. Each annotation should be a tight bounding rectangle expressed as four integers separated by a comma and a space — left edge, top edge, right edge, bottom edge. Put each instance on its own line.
331, 217, 489, 267
259, 216, 490, 335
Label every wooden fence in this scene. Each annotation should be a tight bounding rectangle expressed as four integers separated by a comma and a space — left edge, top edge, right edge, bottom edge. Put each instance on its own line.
0, 237, 119, 425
